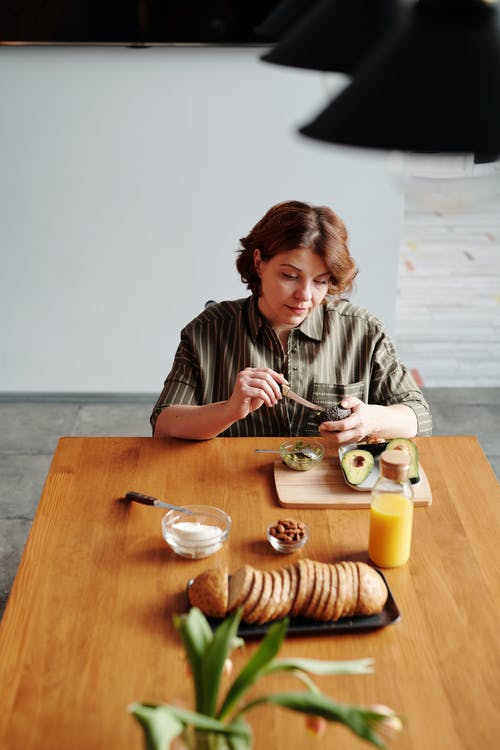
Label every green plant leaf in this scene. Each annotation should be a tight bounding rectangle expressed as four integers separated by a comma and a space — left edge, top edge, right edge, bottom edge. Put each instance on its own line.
132, 703, 252, 743
174, 608, 214, 660
242, 692, 389, 749
129, 703, 184, 750
165, 706, 250, 738
199, 608, 242, 716
264, 657, 374, 676
217, 618, 288, 720
225, 717, 253, 750
174, 608, 214, 711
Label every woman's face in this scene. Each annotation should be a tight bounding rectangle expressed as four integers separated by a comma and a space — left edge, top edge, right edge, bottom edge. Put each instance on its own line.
254, 246, 330, 333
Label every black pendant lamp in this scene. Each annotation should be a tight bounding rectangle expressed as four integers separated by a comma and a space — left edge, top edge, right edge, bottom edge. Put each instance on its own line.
261, 0, 403, 75
299, 0, 500, 153
255, 0, 324, 41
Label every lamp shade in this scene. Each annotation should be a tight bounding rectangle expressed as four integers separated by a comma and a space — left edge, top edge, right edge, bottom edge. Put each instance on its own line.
299, 0, 500, 153
255, 0, 323, 40
261, 0, 403, 74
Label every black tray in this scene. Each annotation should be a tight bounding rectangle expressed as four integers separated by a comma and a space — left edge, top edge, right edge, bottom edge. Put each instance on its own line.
187, 571, 400, 637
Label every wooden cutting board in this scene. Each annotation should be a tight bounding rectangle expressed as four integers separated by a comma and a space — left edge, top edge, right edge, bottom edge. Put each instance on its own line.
274, 456, 432, 509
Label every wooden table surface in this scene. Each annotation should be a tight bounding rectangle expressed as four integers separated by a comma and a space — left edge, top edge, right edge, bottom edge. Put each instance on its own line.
0, 436, 499, 750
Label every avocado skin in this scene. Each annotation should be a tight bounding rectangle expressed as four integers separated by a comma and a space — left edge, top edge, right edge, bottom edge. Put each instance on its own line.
316, 405, 351, 425
341, 449, 375, 485
386, 438, 420, 481
357, 441, 388, 456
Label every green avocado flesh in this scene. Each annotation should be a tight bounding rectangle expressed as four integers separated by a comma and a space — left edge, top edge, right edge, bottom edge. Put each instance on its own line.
341, 449, 375, 485
386, 438, 420, 481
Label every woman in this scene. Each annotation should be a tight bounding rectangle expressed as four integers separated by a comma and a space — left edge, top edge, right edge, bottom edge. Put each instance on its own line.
151, 200, 432, 443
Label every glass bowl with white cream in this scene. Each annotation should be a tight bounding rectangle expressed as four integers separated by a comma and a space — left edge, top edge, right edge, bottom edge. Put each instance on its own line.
161, 505, 231, 559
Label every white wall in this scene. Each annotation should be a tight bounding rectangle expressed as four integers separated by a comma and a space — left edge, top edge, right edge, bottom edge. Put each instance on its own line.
0, 46, 403, 392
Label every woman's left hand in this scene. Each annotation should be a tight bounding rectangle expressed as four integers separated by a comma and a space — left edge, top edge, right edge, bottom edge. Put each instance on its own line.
318, 397, 372, 446
318, 397, 418, 446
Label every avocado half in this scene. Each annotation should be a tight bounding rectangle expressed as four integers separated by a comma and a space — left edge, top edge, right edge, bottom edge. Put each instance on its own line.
385, 438, 420, 483
341, 449, 375, 485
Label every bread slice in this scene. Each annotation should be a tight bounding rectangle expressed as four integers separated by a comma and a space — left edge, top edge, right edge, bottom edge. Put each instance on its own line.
188, 566, 228, 618
349, 561, 360, 616
314, 562, 332, 621
245, 569, 274, 624
291, 560, 310, 617
340, 561, 355, 618
272, 567, 291, 621
284, 563, 299, 617
257, 568, 284, 624
303, 560, 325, 620
296, 558, 316, 617
356, 562, 388, 616
332, 562, 349, 621
241, 568, 265, 620
321, 563, 338, 622
228, 564, 254, 613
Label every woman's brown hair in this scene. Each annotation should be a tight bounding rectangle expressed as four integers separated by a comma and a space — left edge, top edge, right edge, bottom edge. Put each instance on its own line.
236, 200, 358, 297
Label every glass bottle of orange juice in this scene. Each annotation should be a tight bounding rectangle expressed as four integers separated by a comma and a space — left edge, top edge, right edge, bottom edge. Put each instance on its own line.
368, 449, 414, 568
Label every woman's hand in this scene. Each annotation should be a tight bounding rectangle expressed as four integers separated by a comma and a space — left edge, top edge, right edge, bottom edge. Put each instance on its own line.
154, 368, 288, 441
318, 397, 418, 446
227, 368, 287, 422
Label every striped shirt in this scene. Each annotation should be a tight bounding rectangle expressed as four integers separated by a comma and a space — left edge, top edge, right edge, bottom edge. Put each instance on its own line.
150, 295, 432, 437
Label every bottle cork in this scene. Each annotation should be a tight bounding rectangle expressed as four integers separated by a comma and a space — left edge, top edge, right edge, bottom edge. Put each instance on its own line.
379, 449, 411, 482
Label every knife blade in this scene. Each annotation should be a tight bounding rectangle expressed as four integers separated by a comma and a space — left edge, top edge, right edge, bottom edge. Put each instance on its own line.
281, 384, 323, 412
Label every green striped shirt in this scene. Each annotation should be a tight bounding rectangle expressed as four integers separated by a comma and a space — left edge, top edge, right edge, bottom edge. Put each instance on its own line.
150, 295, 432, 437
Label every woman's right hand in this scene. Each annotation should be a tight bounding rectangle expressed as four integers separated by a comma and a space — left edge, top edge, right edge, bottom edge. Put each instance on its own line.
227, 367, 287, 421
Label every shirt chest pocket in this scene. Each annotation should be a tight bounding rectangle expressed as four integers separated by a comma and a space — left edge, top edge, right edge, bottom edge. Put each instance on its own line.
304, 381, 366, 435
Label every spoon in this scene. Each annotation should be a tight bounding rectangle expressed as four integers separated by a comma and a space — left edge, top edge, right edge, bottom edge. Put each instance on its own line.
124, 491, 190, 513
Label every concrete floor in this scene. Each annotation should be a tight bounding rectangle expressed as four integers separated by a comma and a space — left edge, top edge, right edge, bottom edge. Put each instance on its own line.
1, 389, 498, 619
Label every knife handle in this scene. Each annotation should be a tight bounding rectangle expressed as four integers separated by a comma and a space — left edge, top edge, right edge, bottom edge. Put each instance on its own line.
125, 491, 159, 506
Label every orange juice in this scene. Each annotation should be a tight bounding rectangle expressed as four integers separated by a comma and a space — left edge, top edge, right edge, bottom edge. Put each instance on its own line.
368, 493, 414, 568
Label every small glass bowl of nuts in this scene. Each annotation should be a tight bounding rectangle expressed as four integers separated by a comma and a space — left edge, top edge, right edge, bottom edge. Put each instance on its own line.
267, 517, 309, 554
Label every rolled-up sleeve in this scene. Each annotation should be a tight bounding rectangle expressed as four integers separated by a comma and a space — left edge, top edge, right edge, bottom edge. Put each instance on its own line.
368, 329, 433, 436
150, 331, 201, 433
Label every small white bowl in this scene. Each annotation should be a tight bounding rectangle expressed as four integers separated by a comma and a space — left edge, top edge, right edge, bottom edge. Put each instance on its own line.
161, 505, 231, 559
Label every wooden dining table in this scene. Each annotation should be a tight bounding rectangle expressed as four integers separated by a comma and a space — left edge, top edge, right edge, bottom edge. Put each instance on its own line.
0, 435, 499, 750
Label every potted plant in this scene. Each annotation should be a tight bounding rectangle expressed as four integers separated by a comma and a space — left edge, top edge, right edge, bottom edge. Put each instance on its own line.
130, 607, 401, 749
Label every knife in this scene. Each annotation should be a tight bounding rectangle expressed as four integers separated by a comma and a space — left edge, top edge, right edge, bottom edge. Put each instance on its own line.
124, 491, 190, 513
281, 384, 323, 412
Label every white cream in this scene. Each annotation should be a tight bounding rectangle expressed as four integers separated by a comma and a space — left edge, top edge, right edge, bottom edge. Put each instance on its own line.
168, 520, 225, 558
172, 521, 223, 545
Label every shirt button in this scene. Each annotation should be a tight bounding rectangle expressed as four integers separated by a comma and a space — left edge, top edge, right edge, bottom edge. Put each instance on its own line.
292, 366, 298, 371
